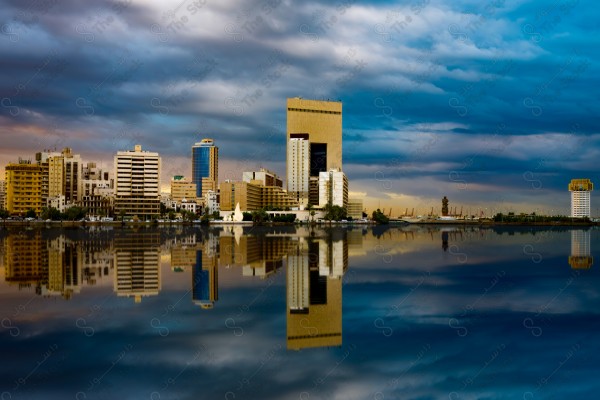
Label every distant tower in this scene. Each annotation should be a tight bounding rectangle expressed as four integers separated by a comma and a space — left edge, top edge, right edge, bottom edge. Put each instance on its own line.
569, 179, 593, 218
192, 139, 218, 199
442, 196, 449, 216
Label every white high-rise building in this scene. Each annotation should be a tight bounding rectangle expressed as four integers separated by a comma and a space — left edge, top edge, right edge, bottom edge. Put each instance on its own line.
569, 179, 593, 218
287, 136, 310, 207
318, 168, 348, 208
114, 145, 161, 219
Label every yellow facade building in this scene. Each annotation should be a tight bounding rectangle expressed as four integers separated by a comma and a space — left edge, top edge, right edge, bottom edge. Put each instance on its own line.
5, 160, 42, 215
171, 175, 197, 202
219, 181, 263, 212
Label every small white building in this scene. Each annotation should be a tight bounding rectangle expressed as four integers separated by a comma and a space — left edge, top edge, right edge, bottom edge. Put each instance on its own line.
206, 190, 220, 214
48, 195, 67, 212
179, 199, 198, 214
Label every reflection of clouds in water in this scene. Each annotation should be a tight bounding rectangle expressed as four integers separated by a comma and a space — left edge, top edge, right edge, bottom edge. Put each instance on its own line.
0, 227, 599, 399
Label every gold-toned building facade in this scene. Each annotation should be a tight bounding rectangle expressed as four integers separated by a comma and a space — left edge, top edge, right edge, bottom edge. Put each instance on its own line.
171, 175, 197, 202
286, 98, 343, 206
5, 160, 42, 215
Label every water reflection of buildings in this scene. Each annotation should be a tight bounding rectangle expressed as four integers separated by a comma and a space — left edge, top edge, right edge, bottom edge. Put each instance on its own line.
569, 230, 593, 269
47, 236, 81, 299
3, 231, 114, 298
3, 232, 47, 294
219, 227, 295, 278
286, 230, 348, 350
114, 231, 161, 303
193, 233, 219, 309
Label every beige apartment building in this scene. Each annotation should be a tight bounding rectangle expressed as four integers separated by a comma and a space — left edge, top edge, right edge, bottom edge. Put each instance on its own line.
114, 145, 161, 219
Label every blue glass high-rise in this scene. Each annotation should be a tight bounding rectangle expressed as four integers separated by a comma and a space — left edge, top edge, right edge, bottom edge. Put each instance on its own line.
191, 139, 218, 199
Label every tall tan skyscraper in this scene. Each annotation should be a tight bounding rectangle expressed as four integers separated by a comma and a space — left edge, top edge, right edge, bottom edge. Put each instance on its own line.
286, 98, 342, 206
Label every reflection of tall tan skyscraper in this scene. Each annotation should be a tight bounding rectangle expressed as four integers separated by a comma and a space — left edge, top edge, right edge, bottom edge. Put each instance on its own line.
287, 233, 347, 350
569, 230, 593, 269
114, 231, 161, 303
287, 98, 342, 206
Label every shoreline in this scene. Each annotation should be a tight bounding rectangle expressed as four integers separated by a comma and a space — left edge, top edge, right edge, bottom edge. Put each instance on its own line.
1, 219, 598, 228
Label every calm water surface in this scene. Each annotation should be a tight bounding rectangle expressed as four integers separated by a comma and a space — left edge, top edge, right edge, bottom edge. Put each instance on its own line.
1, 225, 599, 400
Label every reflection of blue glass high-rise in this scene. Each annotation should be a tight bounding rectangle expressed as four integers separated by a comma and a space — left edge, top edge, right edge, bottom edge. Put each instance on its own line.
191, 139, 218, 199
192, 250, 218, 309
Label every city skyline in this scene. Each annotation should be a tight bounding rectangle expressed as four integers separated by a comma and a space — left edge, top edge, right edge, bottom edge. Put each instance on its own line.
1, 1, 599, 215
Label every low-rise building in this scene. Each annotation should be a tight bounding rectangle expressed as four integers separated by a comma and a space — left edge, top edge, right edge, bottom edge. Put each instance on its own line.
347, 198, 363, 220
171, 175, 197, 202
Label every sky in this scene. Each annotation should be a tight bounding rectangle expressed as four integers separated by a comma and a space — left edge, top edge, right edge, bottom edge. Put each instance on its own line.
1, 0, 599, 216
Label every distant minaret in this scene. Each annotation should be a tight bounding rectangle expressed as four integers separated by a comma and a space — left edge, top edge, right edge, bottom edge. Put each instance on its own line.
442, 196, 449, 216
